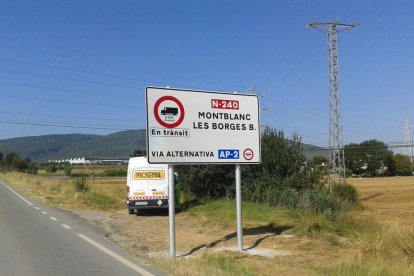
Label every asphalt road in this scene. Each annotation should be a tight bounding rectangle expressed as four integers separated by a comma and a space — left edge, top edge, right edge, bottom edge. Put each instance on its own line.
0, 180, 166, 276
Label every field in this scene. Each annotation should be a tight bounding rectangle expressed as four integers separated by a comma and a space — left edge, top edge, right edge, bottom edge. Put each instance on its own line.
1, 170, 414, 275
349, 177, 414, 227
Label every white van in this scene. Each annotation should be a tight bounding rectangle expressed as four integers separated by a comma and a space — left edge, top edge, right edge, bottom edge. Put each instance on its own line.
126, 157, 170, 214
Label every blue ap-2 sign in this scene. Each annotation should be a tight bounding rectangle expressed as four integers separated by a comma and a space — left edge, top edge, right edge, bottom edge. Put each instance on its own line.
218, 149, 240, 159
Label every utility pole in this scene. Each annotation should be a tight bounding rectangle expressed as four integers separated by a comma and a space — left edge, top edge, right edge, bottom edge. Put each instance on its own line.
308, 22, 358, 184
403, 119, 413, 163
91, 153, 95, 185
48, 160, 51, 179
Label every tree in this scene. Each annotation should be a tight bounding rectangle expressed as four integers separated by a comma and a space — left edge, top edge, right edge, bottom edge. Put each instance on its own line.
345, 140, 394, 176
5, 153, 20, 168
393, 154, 413, 176
243, 128, 305, 181
385, 154, 397, 176
241, 127, 321, 205
46, 162, 58, 173
176, 127, 318, 201
0, 152, 37, 174
344, 143, 366, 175
176, 164, 234, 199
0, 152, 3, 161
311, 156, 329, 166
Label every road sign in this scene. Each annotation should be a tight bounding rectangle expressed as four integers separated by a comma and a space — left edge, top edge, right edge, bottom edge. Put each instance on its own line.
146, 87, 261, 164
218, 149, 240, 159
243, 148, 254, 161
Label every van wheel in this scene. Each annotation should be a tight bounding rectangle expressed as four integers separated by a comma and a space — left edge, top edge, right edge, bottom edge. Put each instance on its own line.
128, 208, 134, 215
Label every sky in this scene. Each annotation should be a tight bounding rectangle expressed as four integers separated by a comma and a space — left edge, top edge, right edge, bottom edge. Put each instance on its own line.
0, 0, 413, 151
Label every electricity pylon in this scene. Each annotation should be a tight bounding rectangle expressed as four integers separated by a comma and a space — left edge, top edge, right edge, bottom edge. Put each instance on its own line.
403, 119, 413, 163
308, 22, 358, 183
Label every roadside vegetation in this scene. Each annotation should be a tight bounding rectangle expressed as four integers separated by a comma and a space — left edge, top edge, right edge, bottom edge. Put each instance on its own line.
1, 129, 414, 275
0, 151, 38, 174
344, 139, 413, 177
2, 170, 414, 275
177, 127, 358, 219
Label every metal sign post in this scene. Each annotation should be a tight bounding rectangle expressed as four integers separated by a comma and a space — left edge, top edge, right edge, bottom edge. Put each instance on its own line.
168, 165, 176, 257
235, 164, 243, 251
146, 87, 261, 256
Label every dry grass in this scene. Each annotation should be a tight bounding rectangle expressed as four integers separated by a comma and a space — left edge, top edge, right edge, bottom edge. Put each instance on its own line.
318, 177, 414, 275
348, 177, 414, 228
2, 171, 414, 275
0, 171, 125, 210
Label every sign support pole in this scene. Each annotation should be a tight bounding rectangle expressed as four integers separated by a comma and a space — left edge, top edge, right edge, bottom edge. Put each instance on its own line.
168, 165, 176, 257
235, 164, 243, 251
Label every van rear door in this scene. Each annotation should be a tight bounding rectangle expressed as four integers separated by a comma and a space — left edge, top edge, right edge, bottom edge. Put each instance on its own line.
129, 166, 169, 201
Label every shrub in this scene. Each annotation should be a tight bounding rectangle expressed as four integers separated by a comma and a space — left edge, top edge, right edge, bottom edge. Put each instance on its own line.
46, 163, 58, 173
300, 189, 342, 218
64, 166, 72, 177
331, 183, 359, 203
83, 191, 117, 209
27, 165, 38, 175
71, 173, 89, 178
345, 169, 353, 178
74, 177, 89, 193
277, 188, 299, 208
101, 169, 127, 177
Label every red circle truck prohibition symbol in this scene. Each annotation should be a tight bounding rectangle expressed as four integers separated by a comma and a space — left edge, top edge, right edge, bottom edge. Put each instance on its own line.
243, 148, 254, 160
154, 96, 185, 128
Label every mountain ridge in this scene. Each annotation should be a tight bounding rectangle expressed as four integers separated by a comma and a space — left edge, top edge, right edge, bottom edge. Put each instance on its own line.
0, 130, 146, 162
0, 130, 327, 162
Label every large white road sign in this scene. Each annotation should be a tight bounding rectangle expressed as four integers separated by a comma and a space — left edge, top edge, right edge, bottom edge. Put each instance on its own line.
146, 87, 261, 164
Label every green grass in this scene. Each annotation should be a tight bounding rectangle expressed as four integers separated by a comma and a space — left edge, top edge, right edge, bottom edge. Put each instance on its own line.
188, 199, 298, 226
203, 253, 254, 276
82, 191, 119, 210
317, 261, 396, 276
317, 259, 414, 276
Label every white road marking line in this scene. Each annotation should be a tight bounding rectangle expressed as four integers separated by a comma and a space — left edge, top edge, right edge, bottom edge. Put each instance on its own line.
34, 207, 40, 210
50, 217, 58, 221
77, 234, 154, 276
41, 211, 48, 215
61, 224, 71, 229
0, 181, 33, 206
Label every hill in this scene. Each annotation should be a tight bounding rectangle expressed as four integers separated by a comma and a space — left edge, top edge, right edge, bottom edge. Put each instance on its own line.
0, 130, 146, 162
301, 143, 329, 160
0, 130, 326, 162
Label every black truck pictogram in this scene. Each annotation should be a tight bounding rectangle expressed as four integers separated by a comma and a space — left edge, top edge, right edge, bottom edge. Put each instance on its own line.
160, 107, 179, 116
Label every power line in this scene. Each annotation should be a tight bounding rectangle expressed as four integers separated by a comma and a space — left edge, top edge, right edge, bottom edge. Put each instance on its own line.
0, 68, 144, 90
0, 56, 246, 91
359, 0, 412, 24
304, 143, 414, 152
0, 80, 140, 100
0, 117, 142, 129
273, 52, 326, 104
260, 29, 307, 89
0, 119, 141, 131
266, 36, 323, 97
0, 57, 167, 84
0, 94, 137, 109
0, 35, 247, 90
0, 111, 145, 123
